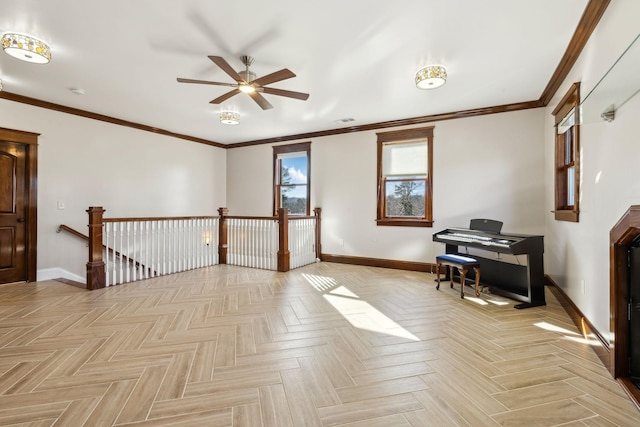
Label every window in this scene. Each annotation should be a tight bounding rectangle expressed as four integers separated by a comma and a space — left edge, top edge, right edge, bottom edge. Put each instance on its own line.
376, 127, 433, 227
273, 142, 310, 216
552, 83, 580, 222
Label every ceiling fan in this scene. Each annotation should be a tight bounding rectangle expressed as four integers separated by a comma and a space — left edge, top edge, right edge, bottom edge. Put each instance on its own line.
177, 55, 309, 110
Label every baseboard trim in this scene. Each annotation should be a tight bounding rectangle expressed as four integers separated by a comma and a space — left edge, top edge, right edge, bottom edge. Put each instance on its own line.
320, 253, 440, 274
37, 267, 86, 284
544, 275, 610, 369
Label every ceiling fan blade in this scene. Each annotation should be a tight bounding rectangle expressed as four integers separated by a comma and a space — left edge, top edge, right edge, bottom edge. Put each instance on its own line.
248, 91, 274, 110
209, 89, 241, 104
177, 78, 237, 87
208, 56, 244, 82
262, 87, 310, 101
251, 68, 296, 87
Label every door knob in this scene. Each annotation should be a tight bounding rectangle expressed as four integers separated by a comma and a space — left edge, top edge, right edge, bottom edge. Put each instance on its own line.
17, 218, 25, 223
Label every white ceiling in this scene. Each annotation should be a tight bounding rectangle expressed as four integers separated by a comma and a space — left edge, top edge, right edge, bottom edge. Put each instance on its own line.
0, 0, 588, 145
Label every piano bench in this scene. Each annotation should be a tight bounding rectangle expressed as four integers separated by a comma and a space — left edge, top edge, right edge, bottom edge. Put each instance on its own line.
435, 254, 481, 299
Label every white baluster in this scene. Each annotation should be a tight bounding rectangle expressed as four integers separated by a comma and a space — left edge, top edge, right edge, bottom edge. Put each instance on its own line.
162, 220, 167, 275
185, 219, 190, 271
238, 219, 243, 266
150, 221, 156, 278
213, 218, 219, 265
142, 221, 147, 279
167, 220, 172, 274
117, 222, 122, 284
104, 222, 110, 286
257, 219, 263, 269
191, 218, 195, 269
233, 218, 239, 266
124, 222, 129, 283
202, 218, 206, 268
248, 219, 253, 267
227, 219, 232, 265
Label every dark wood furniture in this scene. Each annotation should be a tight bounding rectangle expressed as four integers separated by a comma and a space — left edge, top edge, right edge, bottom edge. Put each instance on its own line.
436, 254, 480, 299
433, 227, 545, 309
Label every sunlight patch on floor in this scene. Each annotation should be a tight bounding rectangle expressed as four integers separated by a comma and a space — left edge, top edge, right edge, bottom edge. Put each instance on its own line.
562, 335, 602, 346
486, 298, 510, 306
534, 320, 601, 346
534, 321, 580, 336
302, 273, 420, 341
464, 296, 489, 306
302, 273, 337, 291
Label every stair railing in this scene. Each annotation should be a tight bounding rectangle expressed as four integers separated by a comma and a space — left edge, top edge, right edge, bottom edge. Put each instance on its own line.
83, 206, 322, 290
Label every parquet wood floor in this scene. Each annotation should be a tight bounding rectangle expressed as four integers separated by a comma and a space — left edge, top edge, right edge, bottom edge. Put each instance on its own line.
0, 263, 638, 426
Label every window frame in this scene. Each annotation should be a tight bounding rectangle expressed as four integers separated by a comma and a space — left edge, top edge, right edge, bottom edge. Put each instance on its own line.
273, 142, 311, 216
552, 82, 580, 222
376, 126, 434, 227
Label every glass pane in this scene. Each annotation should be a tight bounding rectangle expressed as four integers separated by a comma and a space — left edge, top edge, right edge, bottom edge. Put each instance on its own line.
279, 154, 308, 185
564, 129, 573, 163
566, 166, 575, 206
384, 180, 426, 217
281, 185, 307, 215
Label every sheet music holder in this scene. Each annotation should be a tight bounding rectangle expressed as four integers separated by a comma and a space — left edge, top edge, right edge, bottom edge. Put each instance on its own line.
469, 218, 503, 234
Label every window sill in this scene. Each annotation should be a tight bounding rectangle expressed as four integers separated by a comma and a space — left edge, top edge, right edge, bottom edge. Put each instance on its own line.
554, 210, 579, 222
376, 219, 433, 227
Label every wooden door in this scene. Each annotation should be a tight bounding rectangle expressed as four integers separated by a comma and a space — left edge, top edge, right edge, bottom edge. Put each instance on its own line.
0, 141, 27, 283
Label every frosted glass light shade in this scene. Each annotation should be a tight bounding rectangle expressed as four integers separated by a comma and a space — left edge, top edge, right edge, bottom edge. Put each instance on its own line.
220, 111, 240, 125
1, 32, 51, 64
415, 65, 446, 89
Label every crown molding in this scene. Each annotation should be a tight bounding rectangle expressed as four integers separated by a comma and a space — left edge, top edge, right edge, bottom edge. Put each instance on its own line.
0, 91, 225, 148
539, 0, 610, 106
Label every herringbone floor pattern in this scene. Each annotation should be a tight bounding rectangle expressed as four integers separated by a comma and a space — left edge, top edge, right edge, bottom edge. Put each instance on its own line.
0, 263, 638, 426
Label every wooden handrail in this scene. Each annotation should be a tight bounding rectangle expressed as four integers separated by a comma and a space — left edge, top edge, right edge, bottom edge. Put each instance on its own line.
226, 215, 277, 221
103, 215, 218, 223
57, 224, 88, 241
287, 215, 317, 220
224, 215, 315, 221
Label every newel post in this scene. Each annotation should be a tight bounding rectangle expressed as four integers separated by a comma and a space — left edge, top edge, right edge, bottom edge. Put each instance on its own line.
218, 207, 229, 264
86, 206, 106, 290
314, 207, 322, 260
277, 208, 290, 272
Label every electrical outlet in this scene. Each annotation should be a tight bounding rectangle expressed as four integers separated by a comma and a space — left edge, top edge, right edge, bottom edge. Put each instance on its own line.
581, 279, 586, 295
339, 239, 344, 247
57, 200, 65, 210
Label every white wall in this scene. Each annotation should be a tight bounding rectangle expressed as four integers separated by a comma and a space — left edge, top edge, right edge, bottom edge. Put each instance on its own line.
544, 0, 640, 340
227, 108, 545, 264
0, 100, 227, 281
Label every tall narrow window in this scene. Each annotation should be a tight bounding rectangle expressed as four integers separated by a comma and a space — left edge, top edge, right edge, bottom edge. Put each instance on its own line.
377, 127, 433, 227
273, 142, 311, 216
552, 83, 580, 222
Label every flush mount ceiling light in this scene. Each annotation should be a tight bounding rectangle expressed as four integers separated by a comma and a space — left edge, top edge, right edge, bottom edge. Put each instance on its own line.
1, 32, 51, 64
415, 65, 447, 89
220, 111, 240, 125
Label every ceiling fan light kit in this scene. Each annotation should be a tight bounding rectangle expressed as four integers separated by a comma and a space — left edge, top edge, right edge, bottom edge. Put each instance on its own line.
415, 64, 447, 89
239, 84, 256, 93
220, 111, 240, 125
1, 32, 51, 64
